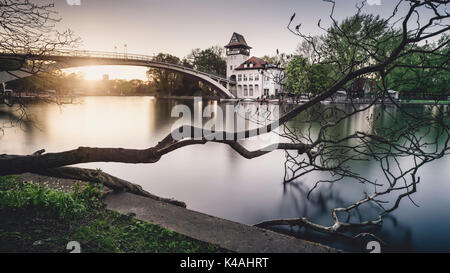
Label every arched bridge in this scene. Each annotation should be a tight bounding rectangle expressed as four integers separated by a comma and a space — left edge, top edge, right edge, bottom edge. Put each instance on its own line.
0, 50, 236, 98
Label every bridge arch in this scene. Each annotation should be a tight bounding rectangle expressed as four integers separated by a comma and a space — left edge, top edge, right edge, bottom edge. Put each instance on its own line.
0, 51, 236, 98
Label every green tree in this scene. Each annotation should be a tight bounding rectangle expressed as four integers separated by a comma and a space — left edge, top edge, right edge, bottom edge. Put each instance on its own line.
285, 56, 310, 94
386, 35, 450, 97
308, 63, 334, 94
187, 46, 226, 76
322, 14, 392, 72
146, 53, 183, 96
285, 56, 334, 95
288, 13, 405, 95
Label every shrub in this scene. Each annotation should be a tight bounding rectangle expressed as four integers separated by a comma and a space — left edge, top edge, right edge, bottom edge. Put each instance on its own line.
0, 177, 103, 219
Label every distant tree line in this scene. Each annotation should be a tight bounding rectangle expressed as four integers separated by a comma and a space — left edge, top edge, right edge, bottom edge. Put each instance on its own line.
5, 72, 155, 96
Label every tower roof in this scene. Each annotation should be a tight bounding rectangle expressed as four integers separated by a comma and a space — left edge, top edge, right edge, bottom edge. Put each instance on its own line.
225, 32, 252, 49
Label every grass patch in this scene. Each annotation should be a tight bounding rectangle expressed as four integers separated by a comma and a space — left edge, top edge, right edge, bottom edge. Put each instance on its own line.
401, 99, 450, 105
0, 176, 227, 253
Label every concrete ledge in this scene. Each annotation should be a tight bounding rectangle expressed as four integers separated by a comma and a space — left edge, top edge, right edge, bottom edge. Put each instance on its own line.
104, 192, 339, 253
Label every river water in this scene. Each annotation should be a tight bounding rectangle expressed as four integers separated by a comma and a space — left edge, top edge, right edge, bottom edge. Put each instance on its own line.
1, 96, 449, 252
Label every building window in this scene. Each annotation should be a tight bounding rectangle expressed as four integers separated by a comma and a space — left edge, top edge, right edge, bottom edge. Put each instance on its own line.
244, 64, 248, 68
255, 74, 259, 81
230, 65, 233, 70
265, 76, 270, 81
238, 74, 242, 82
249, 74, 253, 81
264, 89, 269, 96
244, 85, 248, 96
243, 74, 248, 81
255, 85, 259, 96
249, 63, 254, 68
249, 85, 254, 96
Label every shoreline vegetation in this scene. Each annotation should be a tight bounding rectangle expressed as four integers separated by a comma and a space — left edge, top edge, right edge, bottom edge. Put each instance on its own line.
0, 175, 227, 253
2, 93, 450, 106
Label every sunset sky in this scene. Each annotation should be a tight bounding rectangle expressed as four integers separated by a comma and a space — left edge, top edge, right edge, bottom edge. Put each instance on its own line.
54, 0, 404, 80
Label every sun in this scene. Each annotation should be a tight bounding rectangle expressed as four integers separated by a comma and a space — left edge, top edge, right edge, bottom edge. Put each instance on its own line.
62, 65, 149, 81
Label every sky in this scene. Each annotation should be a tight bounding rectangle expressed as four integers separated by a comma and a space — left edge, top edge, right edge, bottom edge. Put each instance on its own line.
53, 0, 406, 80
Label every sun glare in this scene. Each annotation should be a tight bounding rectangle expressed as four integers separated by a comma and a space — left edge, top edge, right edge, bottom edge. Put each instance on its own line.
62, 65, 148, 81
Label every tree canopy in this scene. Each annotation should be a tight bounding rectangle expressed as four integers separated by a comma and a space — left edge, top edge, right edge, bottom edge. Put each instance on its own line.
186, 46, 226, 77
146, 53, 183, 96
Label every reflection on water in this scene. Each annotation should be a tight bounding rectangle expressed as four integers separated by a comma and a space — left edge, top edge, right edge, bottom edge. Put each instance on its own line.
1, 96, 450, 252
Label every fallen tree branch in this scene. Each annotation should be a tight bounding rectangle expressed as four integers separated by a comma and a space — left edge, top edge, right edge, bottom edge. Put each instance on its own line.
0, 141, 311, 176
33, 167, 187, 208
254, 217, 384, 244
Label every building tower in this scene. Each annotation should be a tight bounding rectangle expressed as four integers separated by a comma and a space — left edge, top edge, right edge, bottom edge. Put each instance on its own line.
225, 32, 251, 81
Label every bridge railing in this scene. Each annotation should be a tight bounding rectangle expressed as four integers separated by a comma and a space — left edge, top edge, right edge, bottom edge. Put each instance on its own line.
0, 49, 236, 84
50, 50, 234, 83
55, 50, 154, 61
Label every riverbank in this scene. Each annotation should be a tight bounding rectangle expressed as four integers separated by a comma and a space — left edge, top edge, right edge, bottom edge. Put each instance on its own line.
6, 93, 450, 106
0, 175, 226, 253
322, 99, 450, 105
105, 192, 337, 253
0, 174, 338, 253
400, 99, 450, 105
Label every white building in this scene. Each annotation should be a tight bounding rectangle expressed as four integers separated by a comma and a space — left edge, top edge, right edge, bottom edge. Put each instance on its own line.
225, 33, 284, 99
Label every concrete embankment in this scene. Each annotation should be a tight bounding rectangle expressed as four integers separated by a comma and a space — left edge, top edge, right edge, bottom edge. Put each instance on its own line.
18, 173, 339, 253
104, 192, 339, 253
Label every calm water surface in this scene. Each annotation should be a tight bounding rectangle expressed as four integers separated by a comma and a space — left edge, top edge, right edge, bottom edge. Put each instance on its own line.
1, 96, 449, 252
